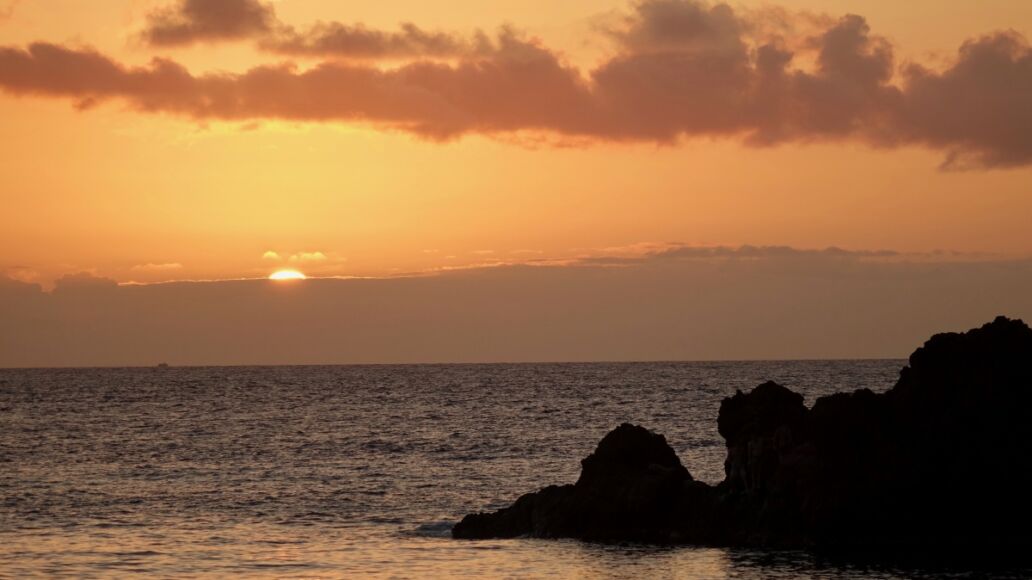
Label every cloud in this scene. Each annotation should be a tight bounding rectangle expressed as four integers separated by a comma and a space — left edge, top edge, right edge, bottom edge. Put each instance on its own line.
139, 0, 486, 60
492, 244, 902, 268
261, 250, 341, 266
0, 31, 594, 139
2, 249, 1031, 366
52, 272, 119, 294
141, 0, 276, 46
608, 0, 747, 56
288, 251, 328, 263
3, 266, 39, 283
132, 262, 183, 271
649, 244, 900, 260
258, 249, 350, 272
900, 31, 1032, 169
265, 22, 488, 60
0, 273, 41, 295
2, 1, 1032, 167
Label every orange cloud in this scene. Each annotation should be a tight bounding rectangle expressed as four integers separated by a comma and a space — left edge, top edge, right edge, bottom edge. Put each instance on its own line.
900, 32, 1032, 169
266, 22, 487, 61
140, 0, 490, 60
142, 0, 276, 46
1, 1, 1031, 167
132, 262, 184, 271
288, 251, 328, 263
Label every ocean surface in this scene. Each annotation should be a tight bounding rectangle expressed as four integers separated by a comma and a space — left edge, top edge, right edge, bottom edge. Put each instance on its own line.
2, 361, 1028, 578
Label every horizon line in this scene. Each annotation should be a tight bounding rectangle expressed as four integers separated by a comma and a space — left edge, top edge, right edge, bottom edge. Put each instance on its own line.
0, 357, 910, 371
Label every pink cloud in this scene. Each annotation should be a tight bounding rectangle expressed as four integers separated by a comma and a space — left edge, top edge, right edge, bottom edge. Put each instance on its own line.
1, 1, 1030, 167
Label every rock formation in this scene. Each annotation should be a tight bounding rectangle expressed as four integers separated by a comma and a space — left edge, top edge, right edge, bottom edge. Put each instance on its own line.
453, 316, 1032, 551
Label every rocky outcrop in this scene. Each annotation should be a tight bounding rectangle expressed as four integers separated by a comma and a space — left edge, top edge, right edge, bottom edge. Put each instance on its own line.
453, 423, 708, 542
453, 316, 1032, 550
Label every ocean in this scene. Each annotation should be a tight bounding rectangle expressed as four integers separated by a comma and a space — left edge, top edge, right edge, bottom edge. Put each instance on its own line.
2, 361, 1025, 578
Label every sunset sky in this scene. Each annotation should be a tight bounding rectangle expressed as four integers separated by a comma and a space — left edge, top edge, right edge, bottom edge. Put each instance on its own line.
1, 0, 1031, 365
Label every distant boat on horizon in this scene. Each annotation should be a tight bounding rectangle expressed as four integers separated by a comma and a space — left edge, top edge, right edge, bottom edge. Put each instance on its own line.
156, 362, 170, 369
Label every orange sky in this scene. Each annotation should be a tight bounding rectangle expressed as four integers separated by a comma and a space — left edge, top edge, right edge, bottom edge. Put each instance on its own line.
2, 0, 1032, 287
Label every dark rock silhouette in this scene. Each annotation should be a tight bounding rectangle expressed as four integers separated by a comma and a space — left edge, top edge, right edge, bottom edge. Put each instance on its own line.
453, 316, 1032, 550
455, 424, 703, 542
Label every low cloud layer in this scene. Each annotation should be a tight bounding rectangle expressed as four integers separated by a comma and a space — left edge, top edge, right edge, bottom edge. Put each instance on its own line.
1, 0, 1031, 167
3, 248, 1031, 366
650, 244, 900, 260
570, 244, 903, 266
131, 262, 184, 272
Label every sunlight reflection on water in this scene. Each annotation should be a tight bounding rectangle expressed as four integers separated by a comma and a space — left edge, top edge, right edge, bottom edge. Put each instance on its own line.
1, 526, 916, 579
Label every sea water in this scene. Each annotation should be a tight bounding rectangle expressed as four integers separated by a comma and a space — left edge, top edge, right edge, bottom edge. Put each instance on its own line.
2, 362, 1026, 578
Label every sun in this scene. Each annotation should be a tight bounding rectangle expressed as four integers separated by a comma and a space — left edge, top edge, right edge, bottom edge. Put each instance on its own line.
269, 269, 306, 281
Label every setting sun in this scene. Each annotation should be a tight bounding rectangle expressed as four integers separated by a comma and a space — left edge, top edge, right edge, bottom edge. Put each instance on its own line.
3, 0, 1032, 576
269, 269, 306, 281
